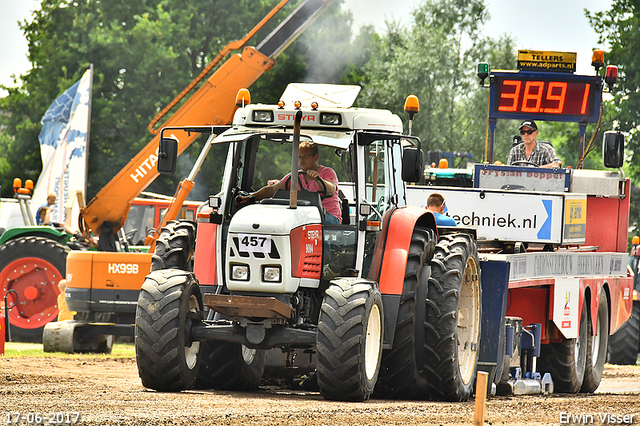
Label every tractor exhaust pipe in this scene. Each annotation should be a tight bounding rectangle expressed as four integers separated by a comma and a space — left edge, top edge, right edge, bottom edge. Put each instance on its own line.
289, 110, 303, 209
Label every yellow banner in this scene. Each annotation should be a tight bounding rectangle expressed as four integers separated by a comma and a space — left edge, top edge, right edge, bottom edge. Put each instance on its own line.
564, 197, 587, 241
518, 50, 577, 73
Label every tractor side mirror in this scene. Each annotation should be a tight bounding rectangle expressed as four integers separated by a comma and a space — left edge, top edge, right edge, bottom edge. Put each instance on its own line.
158, 137, 178, 174
602, 131, 624, 169
402, 147, 423, 182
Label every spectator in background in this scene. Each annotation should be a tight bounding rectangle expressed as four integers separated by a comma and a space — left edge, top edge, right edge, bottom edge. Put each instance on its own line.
36, 193, 75, 234
35, 193, 56, 225
426, 192, 457, 226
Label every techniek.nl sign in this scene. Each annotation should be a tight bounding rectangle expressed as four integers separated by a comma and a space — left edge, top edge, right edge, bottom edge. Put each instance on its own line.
406, 187, 564, 244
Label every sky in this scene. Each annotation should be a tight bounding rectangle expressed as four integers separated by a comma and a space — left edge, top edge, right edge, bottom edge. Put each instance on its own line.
0, 0, 613, 96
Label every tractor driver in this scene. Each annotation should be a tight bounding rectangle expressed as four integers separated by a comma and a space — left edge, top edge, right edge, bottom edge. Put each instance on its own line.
508, 120, 562, 168
236, 141, 342, 224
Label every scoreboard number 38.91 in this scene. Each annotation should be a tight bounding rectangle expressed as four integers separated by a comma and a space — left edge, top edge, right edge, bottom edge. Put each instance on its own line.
490, 72, 601, 123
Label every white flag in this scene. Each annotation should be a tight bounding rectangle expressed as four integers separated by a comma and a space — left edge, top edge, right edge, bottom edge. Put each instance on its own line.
33, 67, 92, 229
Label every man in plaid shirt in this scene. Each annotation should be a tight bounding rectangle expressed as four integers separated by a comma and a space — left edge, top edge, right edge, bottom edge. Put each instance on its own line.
508, 120, 562, 168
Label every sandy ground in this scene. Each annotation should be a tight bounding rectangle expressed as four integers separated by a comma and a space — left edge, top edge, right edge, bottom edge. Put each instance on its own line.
0, 354, 639, 426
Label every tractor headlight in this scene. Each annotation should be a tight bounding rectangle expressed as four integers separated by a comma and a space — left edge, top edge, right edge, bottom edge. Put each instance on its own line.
231, 264, 250, 281
262, 266, 281, 283
252, 110, 274, 122
320, 113, 341, 126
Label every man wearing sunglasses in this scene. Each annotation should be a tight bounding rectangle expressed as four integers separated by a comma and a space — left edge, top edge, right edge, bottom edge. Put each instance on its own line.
508, 120, 562, 168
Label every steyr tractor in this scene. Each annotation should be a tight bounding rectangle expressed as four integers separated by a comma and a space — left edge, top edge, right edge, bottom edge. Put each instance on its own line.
134, 84, 482, 401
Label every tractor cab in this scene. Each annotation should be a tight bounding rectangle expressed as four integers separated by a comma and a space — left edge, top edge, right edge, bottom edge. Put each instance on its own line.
178, 84, 423, 297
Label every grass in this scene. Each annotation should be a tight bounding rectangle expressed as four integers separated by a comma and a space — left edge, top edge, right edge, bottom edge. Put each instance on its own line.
1, 341, 136, 359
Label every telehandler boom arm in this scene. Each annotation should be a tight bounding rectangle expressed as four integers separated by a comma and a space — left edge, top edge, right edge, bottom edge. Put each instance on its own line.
79, 0, 335, 240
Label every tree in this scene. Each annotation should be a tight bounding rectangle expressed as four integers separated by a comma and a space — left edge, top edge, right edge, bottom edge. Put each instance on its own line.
586, 0, 640, 229
355, 0, 517, 168
0, 0, 368, 202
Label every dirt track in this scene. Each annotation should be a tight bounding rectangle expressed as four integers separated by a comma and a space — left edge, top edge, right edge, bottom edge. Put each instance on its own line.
1, 354, 639, 426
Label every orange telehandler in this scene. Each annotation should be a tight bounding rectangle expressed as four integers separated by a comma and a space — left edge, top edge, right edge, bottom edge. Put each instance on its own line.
40, 0, 336, 352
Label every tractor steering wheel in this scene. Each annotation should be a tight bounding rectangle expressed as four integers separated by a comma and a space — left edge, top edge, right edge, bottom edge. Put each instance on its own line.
284, 170, 329, 198
511, 160, 539, 167
124, 228, 138, 245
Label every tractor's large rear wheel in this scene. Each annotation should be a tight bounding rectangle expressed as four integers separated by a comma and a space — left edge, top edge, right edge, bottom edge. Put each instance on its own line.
151, 220, 197, 271
538, 299, 588, 393
195, 341, 266, 390
375, 226, 436, 399
316, 279, 383, 401
425, 233, 481, 402
608, 302, 640, 365
135, 270, 202, 391
0, 236, 69, 342
581, 291, 609, 392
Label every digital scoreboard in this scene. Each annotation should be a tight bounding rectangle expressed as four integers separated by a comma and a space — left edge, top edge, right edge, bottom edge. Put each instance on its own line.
489, 71, 602, 123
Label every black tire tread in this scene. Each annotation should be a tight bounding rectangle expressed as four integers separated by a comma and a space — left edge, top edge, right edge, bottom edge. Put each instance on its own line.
424, 233, 480, 402
581, 291, 609, 393
195, 341, 266, 391
316, 279, 382, 401
538, 302, 588, 393
608, 302, 640, 365
151, 220, 197, 271
135, 270, 201, 391
375, 226, 436, 399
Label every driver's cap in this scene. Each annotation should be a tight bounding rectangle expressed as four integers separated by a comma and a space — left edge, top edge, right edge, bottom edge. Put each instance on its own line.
519, 120, 538, 131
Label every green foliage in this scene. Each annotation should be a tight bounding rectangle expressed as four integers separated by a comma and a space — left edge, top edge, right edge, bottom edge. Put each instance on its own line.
355, 0, 517, 169
587, 0, 640, 226
0, 0, 365, 201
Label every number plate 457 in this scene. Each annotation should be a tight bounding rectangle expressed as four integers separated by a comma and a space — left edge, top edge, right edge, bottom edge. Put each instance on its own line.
238, 234, 272, 253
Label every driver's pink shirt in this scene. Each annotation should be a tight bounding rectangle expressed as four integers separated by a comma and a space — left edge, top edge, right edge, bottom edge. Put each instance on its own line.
281, 165, 341, 222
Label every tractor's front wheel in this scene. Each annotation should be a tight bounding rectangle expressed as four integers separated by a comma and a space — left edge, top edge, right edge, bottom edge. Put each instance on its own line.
425, 233, 481, 402
135, 270, 202, 391
316, 279, 383, 401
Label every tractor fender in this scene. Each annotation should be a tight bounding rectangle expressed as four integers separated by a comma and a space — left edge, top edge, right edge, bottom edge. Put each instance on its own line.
366, 206, 436, 349
368, 206, 437, 296
0, 226, 67, 245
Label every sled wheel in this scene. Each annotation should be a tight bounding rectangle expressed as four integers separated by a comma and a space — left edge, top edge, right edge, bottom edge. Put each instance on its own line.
581, 291, 609, 392
0, 236, 69, 342
135, 270, 202, 391
195, 341, 266, 390
316, 279, 383, 401
375, 226, 436, 399
539, 298, 588, 393
425, 233, 481, 402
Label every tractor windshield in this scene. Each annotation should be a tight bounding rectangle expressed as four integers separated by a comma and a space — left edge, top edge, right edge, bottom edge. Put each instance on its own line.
229, 133, 351, 193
